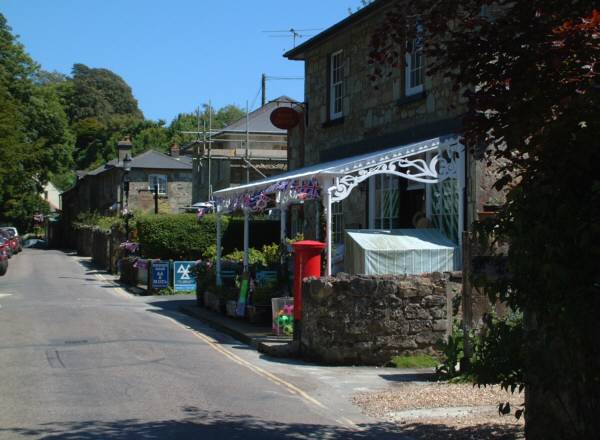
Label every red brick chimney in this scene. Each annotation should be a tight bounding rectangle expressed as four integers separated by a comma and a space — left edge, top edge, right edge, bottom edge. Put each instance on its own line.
169, 143, 180, 157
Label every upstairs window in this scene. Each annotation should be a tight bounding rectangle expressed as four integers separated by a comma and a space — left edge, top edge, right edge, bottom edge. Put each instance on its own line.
405, 27, 425, 96
148, 174, 167, 195
329, 50, 344, 120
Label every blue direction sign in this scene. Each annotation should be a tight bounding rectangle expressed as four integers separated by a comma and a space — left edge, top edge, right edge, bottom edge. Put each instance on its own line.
151, 261, 170, 290
174, 261, 196, 292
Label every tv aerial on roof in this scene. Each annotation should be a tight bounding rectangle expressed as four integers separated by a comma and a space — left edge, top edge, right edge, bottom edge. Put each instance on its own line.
263, 28, 322, 48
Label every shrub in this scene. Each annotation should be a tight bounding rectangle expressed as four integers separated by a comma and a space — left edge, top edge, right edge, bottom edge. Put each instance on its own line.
73, 212, 124, 232
223, 247, 266, 266
136, 213, 229, 260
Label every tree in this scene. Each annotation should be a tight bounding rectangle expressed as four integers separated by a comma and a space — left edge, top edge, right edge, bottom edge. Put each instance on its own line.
0, 13, 75, 229
66, 63, 143, 122
370, 2, 599, 438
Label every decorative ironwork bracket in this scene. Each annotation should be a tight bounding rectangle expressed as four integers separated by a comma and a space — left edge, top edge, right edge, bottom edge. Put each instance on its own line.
328, 141, 464, 203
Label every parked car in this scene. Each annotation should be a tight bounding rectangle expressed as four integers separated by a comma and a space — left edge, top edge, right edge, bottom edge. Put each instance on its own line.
0, 227, 21, 249
0, 230, 18, 256
0, 237, 9, 275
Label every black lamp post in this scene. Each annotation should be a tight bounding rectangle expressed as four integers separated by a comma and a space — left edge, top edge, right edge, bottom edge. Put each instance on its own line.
121, 153, 132, 238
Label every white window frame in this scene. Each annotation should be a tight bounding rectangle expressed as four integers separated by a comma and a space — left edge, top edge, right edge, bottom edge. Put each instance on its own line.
405, 27, 425, 96
329, 50, 344, 120
148, 174, 168, 195
370, 175, 400, 230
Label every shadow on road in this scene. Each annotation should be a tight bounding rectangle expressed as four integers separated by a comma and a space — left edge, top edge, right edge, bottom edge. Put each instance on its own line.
0, 408, 522, 439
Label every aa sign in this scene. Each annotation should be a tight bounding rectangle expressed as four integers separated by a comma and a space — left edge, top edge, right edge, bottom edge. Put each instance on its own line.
174, 261, 197, 292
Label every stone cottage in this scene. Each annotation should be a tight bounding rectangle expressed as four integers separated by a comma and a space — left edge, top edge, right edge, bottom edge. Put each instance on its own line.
62, 139, 193, 223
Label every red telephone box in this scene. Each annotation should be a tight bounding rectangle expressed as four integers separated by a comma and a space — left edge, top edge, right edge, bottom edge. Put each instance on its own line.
291, 240, 326, 322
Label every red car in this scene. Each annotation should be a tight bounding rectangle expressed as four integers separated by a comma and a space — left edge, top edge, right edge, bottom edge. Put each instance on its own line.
0, 237, 9, 275
0, 230, 18, 257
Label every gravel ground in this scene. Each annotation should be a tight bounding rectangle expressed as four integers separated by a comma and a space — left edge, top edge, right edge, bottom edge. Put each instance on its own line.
353, 383, 525, 440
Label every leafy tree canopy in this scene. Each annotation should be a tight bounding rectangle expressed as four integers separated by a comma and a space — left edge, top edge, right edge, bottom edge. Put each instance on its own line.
66, 63, 143, 122
370, 2, 599, 437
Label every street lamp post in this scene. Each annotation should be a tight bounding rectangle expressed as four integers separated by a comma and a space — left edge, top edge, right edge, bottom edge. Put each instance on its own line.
121, 154, 132, 239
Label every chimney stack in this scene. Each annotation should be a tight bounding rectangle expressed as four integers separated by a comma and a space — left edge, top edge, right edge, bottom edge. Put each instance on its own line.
169, 143, 180, 157
117, 137, 133, 162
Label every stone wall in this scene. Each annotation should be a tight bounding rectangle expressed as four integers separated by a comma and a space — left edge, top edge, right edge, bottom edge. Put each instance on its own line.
300, 272, 460, 365
127, 169, 192, 213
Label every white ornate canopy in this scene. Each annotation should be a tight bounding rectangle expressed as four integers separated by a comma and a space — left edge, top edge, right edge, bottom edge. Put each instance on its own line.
212, 134, 465, 280
214, 135, 464, 211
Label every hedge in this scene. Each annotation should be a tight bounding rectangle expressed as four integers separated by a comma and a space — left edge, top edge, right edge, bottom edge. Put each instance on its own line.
137, 213, 229, 260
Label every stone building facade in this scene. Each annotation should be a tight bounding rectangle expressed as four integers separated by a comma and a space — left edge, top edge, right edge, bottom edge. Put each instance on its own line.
61, 142, 193, 231
285, 0, 502, 245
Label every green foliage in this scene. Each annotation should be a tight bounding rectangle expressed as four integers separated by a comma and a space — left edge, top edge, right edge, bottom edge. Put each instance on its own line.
223, 248, 266, 266
67, 63, 143, 122
261, 243, 281, 266
222, 243, 283, 267
168, 104, 245, 147
371, 3, 600, 432
436, 321, 465, 379
470, 312, 524, 392
72, 212, 123, 232
0, 13, 74, 230
136, 213, 228, 260
389, 354, 439, 369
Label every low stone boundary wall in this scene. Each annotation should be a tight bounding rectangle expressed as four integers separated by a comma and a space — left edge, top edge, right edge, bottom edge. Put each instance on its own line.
76, 227, 93, 256
301, 272, 460, 365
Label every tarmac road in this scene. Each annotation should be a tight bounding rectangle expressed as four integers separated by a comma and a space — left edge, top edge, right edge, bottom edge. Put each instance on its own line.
0, 249, 405, 439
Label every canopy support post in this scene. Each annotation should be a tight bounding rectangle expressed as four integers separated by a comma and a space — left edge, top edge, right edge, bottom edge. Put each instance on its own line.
280, 204, 287, 264
243, 209, 250, 271
324, 191, 332, 277
216, 213, 222, 287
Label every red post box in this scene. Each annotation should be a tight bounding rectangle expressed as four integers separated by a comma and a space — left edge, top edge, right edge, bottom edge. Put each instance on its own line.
291, 240, 326, 322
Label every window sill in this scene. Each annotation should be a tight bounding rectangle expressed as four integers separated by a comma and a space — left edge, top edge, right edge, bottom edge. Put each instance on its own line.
397, 91, 426, 106
322, 117, 344, 128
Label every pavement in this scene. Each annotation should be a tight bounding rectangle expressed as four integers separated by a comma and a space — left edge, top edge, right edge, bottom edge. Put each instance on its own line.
0, 248, 435, 439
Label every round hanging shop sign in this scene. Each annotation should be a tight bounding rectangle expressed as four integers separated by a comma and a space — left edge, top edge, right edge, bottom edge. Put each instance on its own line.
270, 107, 300, 130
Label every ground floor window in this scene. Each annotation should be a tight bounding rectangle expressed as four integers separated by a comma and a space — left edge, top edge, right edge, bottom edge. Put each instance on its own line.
148, 174, 167, 195
430, 177, 459, 244
375, 175, 401, 229
332, 201, 344, 244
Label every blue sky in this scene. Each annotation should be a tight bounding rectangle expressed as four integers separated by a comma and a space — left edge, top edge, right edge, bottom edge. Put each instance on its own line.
2, 0, 358, 123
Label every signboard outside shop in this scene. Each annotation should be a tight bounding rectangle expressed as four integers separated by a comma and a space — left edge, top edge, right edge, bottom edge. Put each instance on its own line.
174, 261, 197, 292
151, 261, 169, 290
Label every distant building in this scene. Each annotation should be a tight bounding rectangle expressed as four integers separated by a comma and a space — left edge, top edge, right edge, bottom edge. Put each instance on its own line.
181, 97, 290, 203
62, 139, 193, 224
42, 182, 61, 212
